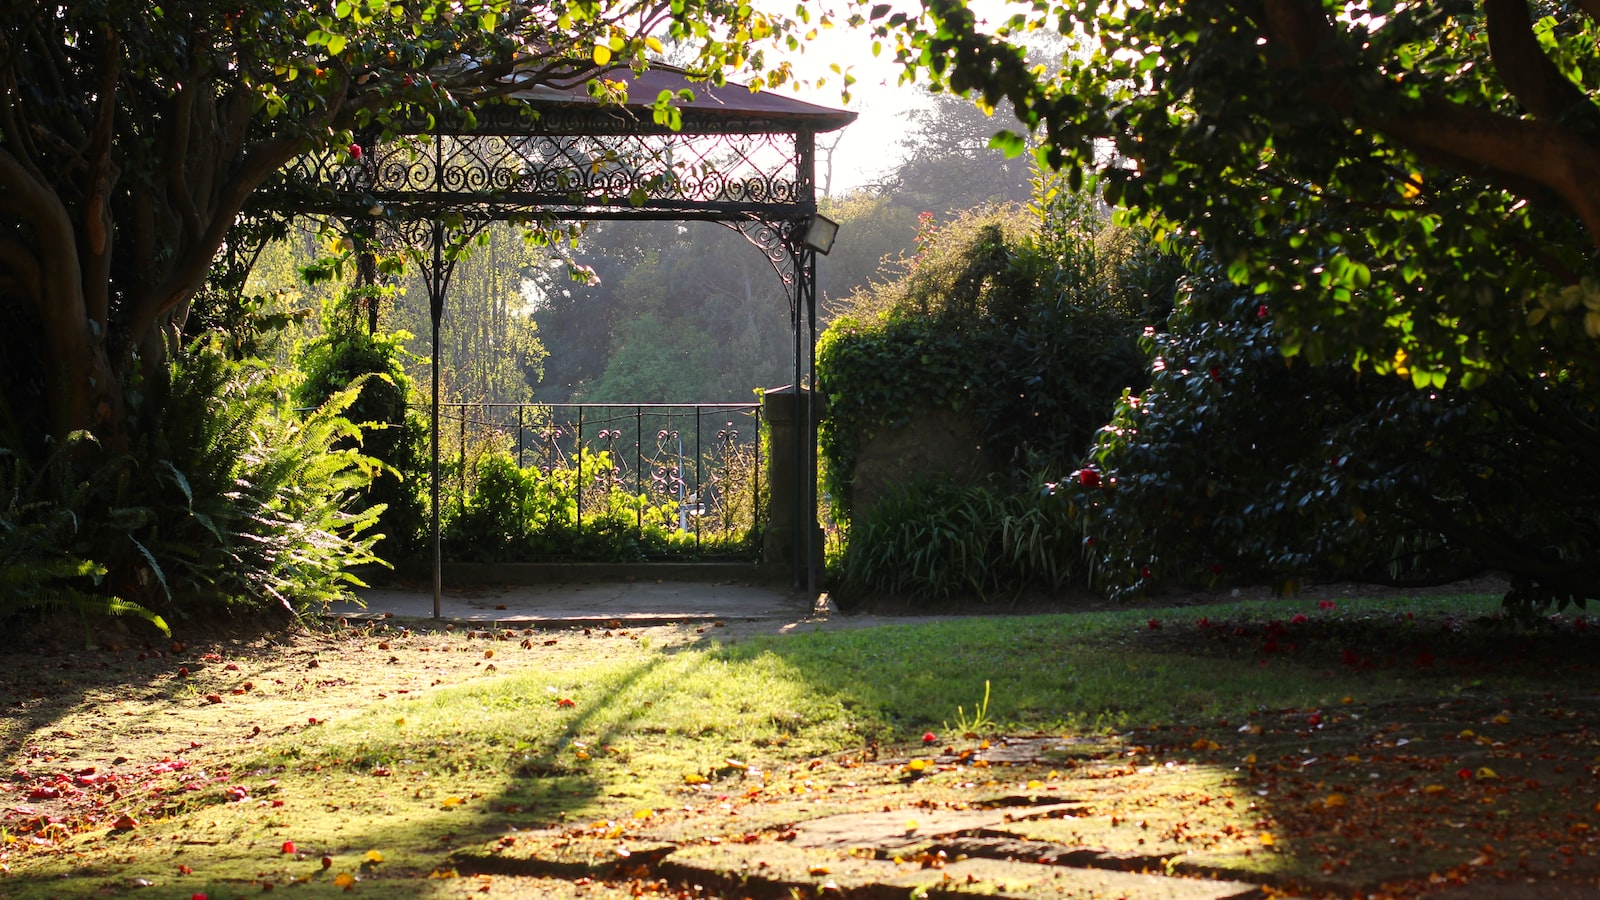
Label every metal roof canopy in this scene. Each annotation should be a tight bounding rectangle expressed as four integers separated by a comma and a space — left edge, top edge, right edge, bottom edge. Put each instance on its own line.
258, 65, 854, 613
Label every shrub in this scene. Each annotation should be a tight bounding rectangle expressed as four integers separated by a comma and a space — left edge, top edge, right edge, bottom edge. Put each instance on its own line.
294, 319, 427, 562
442, 450, 681, 563
819, 197, 1164, 522
0, 440, 170, 639
1079, 258, 1600, 615
0, 342, 384, 631
835, 473, 1078, 604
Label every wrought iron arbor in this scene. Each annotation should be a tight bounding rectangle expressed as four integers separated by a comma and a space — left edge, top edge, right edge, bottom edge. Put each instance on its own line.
256, 66, 852, 613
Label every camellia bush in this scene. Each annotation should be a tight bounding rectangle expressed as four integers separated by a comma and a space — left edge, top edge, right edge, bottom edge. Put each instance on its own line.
1075, 258, 1600, 616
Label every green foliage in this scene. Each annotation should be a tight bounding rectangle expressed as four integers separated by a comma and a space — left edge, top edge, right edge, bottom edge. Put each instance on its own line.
442, 450, 680, 563
0, 342, 383, 629
835, 474, 1078, 603
143, 345, 387, 613
0, 441, 170, 638
818, 199, 1163, 519
294, 309, 427, 560
1078, 259, 1600, 615
583, 313, 712, 403
863, 0, 1600, 384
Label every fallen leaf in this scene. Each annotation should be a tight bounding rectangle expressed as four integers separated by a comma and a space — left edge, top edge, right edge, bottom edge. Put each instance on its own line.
333, 872, 356, 889
282, 840, 297, 854
365, 850, 384, 863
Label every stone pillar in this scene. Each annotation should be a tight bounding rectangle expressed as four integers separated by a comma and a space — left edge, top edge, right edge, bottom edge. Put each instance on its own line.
762, 385, 823, 582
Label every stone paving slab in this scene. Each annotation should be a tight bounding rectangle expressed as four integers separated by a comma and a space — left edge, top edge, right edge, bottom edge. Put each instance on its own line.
788, 804, 1085, 850
661, 842, 1273, 899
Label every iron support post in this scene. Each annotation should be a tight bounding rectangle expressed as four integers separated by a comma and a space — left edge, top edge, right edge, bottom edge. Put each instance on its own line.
429, 221, 444, 619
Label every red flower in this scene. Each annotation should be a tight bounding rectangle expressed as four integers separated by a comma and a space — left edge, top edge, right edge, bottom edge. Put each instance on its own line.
1457, 768, 1472, 781
1308, 713, 1322, 726
348, 143, 363, 160
1290, 613, 1308, 624
1140, 566, 1152, 580
921, 732, 937, 744
1257, 303, 1269, 321
1318, 600, 1336, 610
1148, 618, 1161, 630
1077, 467, 1101, 488
282, 840, 297, 854
1196, 617, 1212, 629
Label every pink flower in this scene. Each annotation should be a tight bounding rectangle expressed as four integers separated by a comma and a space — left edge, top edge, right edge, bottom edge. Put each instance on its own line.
1291, 613, 1308, 624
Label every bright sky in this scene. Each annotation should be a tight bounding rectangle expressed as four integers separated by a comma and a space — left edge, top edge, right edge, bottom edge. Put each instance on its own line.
758, 1, 1029, 195
777, 24, 928, 195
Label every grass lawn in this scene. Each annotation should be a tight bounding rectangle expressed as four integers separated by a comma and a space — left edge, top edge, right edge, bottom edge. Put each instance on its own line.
1, 591, 1596, 897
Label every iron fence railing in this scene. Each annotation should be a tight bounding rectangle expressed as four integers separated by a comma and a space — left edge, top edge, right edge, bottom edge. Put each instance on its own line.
427, 401, 764, 551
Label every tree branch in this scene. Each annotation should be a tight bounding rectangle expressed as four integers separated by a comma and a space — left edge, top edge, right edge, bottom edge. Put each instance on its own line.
1485, 0, 1600, 125
1258, 0, 1600, 250
81, 26, 120, 330
1375, 97, 1600, 249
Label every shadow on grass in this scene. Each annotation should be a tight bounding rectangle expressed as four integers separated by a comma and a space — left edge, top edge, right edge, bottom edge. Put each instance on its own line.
6, 594, 1599, 897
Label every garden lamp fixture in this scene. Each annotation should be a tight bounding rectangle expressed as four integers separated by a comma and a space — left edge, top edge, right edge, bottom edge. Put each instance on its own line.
800, 213, 839, 255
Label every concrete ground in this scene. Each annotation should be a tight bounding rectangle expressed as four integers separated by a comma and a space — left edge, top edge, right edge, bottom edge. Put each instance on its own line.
330, 569, 821, 626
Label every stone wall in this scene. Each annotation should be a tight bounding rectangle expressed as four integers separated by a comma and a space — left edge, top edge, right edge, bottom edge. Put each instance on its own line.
850, 407, 996, 518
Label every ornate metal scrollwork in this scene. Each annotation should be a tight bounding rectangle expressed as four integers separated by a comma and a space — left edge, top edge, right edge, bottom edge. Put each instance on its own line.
265, 127, 807, 222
